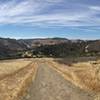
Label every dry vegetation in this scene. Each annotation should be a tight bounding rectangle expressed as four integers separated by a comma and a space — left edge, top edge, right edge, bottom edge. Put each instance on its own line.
0, 58, 100, 100
0, 59, 38, 100
46, 58, 100, 93
0, 59, 31, 78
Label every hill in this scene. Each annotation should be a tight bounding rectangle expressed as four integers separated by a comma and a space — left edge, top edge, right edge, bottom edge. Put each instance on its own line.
0, 37, 100, 58
0, 38, 27, 59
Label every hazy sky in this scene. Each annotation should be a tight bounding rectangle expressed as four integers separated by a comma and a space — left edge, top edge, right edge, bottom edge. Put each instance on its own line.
0, 0, 100, 39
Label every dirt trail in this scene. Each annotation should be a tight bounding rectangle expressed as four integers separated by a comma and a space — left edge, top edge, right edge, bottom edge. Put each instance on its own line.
22, 62, 94, 100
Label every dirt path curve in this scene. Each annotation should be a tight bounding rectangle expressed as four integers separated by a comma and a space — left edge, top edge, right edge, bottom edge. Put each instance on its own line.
22, 62, 94, 100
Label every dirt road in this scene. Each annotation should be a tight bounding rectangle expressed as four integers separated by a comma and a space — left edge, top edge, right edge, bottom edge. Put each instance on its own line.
22, 62, 94, 100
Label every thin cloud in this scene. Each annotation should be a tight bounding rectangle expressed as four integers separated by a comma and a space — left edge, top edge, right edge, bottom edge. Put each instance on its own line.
0, 0, 100, 27
89, 6, 100, 11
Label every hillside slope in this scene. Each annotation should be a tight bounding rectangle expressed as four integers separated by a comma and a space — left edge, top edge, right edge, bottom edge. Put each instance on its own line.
0, 37, 100, 58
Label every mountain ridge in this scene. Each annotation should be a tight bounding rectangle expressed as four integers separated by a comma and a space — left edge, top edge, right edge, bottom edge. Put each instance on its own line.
0, 37, 100, 59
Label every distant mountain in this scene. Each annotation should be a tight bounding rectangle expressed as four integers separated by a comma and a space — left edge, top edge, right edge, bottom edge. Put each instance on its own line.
85, 40, 100, 53
18, 38, 69, 49
0, 38, 27, 58
0, 37, 100, 59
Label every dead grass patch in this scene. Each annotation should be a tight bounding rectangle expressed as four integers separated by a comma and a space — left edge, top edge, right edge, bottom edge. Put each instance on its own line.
0, 59, 38, 100
46, 58, 100, 93
0, 60, 31, 79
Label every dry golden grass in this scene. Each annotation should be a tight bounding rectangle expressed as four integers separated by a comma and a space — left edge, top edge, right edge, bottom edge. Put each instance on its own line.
0, 59, 31, 78
0, 58, 100, 100
71, 61, 100, 92
46, 58, 100, 93
0, 59, 38, 100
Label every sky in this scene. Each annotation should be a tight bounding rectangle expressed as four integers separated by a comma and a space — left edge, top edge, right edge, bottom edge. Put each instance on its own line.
0, 0, 100, 40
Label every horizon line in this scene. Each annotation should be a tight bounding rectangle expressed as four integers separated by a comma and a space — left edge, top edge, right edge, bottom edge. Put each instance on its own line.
0, 36, 100, 41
